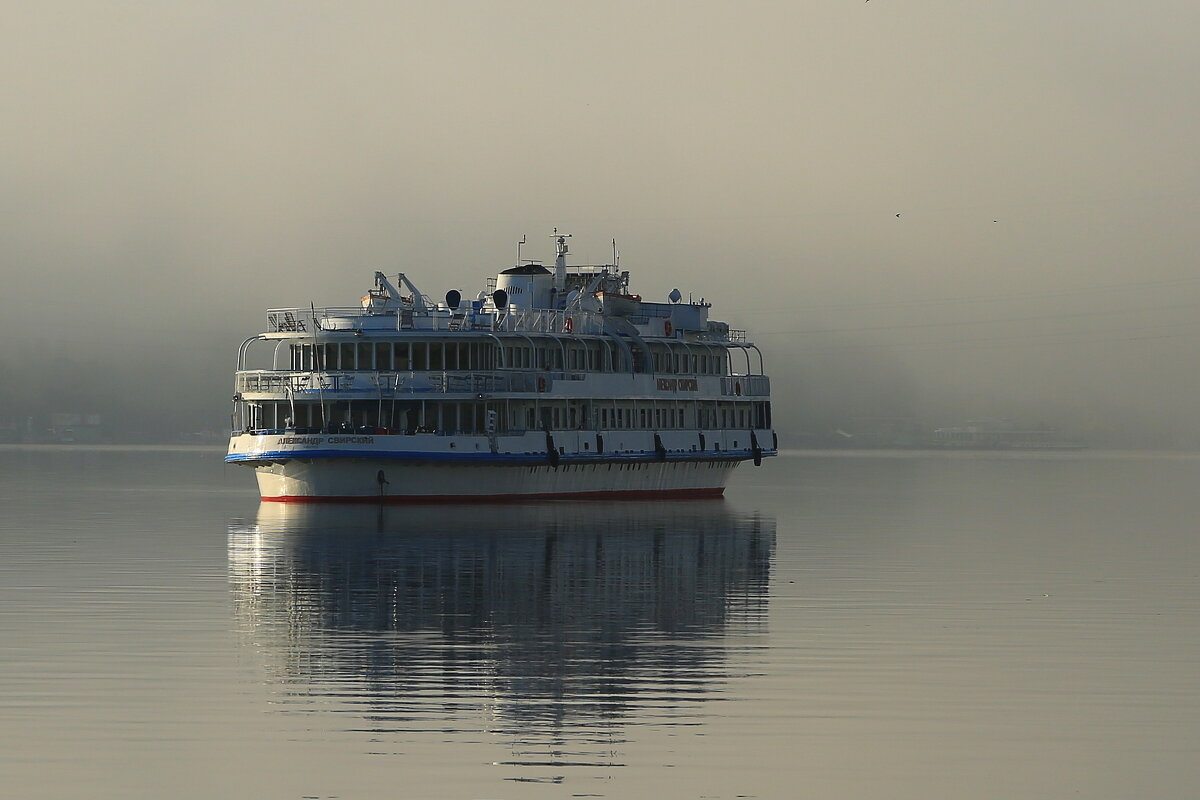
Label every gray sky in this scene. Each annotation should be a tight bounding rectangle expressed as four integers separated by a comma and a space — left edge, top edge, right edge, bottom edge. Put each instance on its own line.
3, 1, 1198, 444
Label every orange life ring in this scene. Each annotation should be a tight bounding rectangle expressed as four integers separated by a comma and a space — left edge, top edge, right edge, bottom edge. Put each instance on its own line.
664, 320, 673, 337
537, 376, 547, 392
564, 317, 574, 333
734, 381, 743, 396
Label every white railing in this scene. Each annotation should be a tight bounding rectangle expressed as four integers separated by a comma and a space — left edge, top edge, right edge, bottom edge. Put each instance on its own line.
266, 306, 607, 335
264, 306, 750, 343
721, 375, 770, 396
236, 370, 535, 396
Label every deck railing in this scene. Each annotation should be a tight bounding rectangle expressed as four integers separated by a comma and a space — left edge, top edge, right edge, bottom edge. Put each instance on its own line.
236, 370, 549, 396
721, 375, 770, 396
266, 306, 604, 335
264, 306, 750, 342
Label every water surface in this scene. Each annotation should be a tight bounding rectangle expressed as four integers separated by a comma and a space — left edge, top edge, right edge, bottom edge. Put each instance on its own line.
1, 446, 1197, 798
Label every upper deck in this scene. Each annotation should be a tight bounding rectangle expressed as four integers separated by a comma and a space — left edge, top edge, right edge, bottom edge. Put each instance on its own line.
262, 303, 746, 343
258, 232, 751, 346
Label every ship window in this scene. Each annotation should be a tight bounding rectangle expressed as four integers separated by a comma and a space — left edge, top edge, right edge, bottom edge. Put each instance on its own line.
340, 343, 355, 370
412, 342, 427, 370
429, 342, 443, 371
357, 343, 372, 370
394, 342, 410, 371
375, 343, 391, 371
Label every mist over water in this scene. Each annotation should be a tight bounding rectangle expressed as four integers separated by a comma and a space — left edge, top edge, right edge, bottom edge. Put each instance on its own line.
4, 6, 1198, 792
2, 2, 1198, 446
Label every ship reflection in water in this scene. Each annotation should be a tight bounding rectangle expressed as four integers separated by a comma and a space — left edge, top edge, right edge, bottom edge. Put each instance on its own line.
228, 501, 775, 770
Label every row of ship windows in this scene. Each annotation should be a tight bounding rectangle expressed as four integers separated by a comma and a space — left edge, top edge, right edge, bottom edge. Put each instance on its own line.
240, 399, 770, 435
287, 340, 731, 375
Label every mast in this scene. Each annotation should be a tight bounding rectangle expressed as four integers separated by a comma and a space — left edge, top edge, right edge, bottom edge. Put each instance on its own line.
552, 228, 571, 302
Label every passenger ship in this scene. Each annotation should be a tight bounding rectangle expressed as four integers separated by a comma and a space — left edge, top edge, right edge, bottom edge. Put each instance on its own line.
225, 232, 776, 501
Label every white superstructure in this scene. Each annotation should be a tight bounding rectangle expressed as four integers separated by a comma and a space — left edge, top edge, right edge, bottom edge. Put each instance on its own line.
226, 232, 776, 501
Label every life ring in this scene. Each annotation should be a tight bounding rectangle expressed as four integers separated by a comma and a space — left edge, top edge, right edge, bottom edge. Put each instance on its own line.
564, 317, 574, 333
537, 376, 547, 392
734, 381, 742, 396
664, 320, 673, 337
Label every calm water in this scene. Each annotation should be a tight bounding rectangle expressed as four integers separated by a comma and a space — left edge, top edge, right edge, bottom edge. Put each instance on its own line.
1, 446, 1198, 799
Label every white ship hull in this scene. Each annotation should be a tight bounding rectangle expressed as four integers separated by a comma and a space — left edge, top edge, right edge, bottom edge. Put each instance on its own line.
250, 458, 740, 502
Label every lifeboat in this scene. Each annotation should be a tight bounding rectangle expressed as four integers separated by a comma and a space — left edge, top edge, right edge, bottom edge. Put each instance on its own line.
593, 290, 642, 316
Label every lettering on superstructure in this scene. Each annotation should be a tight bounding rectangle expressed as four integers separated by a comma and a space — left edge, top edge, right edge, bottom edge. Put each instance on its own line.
276, 436, 322, 445
275, 436, 376, 446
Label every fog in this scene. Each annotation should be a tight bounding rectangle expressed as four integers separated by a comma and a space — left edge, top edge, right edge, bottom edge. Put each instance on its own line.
3, 1, 1197, 446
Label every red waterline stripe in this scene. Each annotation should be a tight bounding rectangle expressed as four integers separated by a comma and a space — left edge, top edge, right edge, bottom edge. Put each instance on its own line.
262, 487, 726, 504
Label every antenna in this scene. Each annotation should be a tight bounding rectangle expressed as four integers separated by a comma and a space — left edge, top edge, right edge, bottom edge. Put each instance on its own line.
612, 238, 619, 267
551, 227, 572, 256
516, 234, 526, 266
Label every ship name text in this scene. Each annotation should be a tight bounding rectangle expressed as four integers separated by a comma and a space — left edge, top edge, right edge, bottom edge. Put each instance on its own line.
275, 436, 377, 446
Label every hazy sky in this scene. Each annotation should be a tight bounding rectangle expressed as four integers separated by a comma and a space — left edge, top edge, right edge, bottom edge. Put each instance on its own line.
3, 1, 1198, 443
